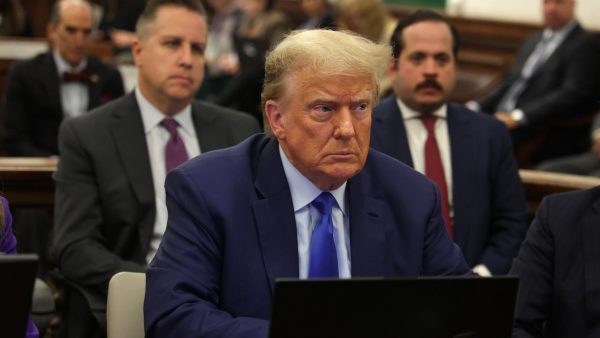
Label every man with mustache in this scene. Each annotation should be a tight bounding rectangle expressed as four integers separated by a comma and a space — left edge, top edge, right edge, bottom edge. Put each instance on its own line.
53, 1, 260, 337
371, 10, 529, 276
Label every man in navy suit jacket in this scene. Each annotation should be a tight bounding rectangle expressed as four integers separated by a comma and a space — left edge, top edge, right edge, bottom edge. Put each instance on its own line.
145, 29, 470, 338
370, 10, 529, 275
511, 187, 600, 337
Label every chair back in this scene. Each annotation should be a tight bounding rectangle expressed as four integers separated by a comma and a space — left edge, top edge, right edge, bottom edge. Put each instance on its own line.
107, 272, 146, 338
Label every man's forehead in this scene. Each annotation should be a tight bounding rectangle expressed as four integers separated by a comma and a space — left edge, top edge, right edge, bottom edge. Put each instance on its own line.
150, 9, 206, 40
402, 23, 453, 52
287, 71, 374, 99
58, 4, 92, 25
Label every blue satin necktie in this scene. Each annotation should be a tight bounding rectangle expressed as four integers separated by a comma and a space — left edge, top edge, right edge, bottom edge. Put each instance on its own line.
308, 192, 339, 278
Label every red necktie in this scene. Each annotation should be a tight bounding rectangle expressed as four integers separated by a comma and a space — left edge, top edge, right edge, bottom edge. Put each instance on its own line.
161, 118, 189, 172
420, 115, 453, 238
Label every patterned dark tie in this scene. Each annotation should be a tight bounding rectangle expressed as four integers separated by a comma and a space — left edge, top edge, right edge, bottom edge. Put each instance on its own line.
161, 118, 189, 173
421, 115, 454, 238
62, 69, 89, 83
308, 192, 339, 278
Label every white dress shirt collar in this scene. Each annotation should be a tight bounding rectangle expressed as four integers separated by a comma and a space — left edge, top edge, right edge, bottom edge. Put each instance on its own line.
135, 87, 195, 138
396, 98, 448, 121
543, 19, 577, 40
278, 145, 347, 214
53, 50, 87, 75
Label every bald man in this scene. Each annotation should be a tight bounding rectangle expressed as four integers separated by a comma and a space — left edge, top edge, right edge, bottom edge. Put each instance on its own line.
3, 0, 125, 156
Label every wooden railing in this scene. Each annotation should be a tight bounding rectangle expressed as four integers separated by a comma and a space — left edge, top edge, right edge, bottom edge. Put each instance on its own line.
519, 169, 600, 214
1, 157, 599, 217
0, 157, 57, 207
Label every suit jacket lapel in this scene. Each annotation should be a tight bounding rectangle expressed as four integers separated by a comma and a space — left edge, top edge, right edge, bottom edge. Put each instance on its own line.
110, 93, 156, 252
44, 53, 63, 118
583, 197, 600, 329
348, 167, 386, 276
529, 24, 581, 81
373, 97, 413, 166
446, 104, 476, 246
86, 57, 103, 109
252, 139, 299, 294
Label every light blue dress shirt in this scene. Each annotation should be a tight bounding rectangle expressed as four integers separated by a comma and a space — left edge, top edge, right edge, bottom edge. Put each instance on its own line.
279, 146, 351, 278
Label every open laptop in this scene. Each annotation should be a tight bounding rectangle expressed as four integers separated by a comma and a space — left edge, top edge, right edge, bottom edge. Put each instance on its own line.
269, 276, 519, 338
0, 254, 38, 338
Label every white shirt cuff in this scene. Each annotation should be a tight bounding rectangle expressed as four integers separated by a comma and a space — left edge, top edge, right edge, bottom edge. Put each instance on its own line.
472, 264, 492, 277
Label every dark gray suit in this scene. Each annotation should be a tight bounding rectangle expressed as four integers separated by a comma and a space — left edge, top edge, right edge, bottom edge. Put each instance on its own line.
478, 23, 600, 161
53, 92, 260, 338
511, 187, 600, 337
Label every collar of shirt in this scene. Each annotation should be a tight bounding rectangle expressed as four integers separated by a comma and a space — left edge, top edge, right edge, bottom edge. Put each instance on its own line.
541, 20, 577, 52
135, 87, 194, 138
543, 20, 577, 40
278, 145, 347, 214
53, 49, 87, 76
396, 97, 448, 121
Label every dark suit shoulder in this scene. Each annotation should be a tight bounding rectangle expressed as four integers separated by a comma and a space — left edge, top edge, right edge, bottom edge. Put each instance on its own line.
448, 103, 507, 131
364, 148, 436, 193
540, 186, 600, 221
63, 94, 135, 130
192, 100, 258, 125
8, 52, 54, 76
181, 133, 268, 172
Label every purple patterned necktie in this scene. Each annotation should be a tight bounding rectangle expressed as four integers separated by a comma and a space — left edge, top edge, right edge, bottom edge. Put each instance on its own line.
161, 118, 189, 172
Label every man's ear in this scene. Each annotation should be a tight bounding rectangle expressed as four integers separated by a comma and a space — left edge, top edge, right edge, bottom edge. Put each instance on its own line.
47, 24, 56, 44
264, 100, 285, 140
387, 57, 398, 78
131, 39, 143, 67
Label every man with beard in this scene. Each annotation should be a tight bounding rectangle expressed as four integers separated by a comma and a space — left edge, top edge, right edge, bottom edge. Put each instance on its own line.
371, 10, 529, 276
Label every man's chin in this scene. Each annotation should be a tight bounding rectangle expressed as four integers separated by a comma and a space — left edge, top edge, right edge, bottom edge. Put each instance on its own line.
415, 99, 445, 114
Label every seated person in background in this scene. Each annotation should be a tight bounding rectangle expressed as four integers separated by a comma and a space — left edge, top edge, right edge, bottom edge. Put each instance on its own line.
536, 113, 600, 176
2, 0, 125, 157
332, 0, 397, 96
510, 186, 600, 337
297, 0, 336, 30
0, 196, 39, 338
96, 0, 146, 57
53, 0, 260, 337
371, 9, 529, 276
213, 0, 291, 124
196, 0, 242, 101
144, 28, 471, 338
471, 0, 600, 165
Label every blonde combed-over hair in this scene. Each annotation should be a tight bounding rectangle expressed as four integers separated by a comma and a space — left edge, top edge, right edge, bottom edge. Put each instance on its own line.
261, 29, 390, 126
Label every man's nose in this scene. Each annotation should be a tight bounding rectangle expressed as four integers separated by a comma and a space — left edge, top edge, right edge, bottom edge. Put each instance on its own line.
179, 45, 193, 68
334, 108, 356, 139
423, 58, 439, 75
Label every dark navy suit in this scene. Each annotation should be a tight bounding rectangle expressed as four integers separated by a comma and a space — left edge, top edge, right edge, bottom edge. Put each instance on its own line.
145, 134, 470, 338
371, 96, 529, 274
